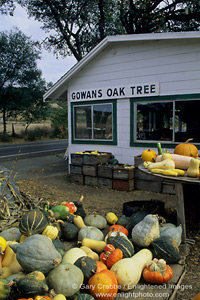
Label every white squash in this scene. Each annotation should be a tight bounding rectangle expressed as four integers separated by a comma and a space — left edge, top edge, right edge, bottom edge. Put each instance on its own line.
111, 249, 153, 291
62, 247, 86, 264
131, 214, 160, 247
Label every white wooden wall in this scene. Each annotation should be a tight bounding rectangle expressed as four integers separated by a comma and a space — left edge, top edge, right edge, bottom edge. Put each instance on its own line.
67, 38, 200, 165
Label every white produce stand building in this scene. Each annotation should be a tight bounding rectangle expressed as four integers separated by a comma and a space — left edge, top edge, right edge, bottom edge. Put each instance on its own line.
44, 31, 200, 166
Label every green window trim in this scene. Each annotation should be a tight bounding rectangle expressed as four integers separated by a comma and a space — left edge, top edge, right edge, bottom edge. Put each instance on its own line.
71, 99, 117, 145
130, 93, 200, 149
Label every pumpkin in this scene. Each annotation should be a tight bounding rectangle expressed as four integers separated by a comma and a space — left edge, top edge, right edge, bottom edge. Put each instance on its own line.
160, 224, 182, 247
12, 277, 49, 297
0, 227, 21, 242
74, 256, 97, 283
73, 215, 86, 229
88, 269, 118, 300
109, 225, 128, 236
10, 234, 62, 275
42, 224, 59, 240
48, 205, 69, 220
34, 297, 51, 300
73, 195, 87, 218
84, 212, 107, 229
60, 221, 79, 241
143, 258, 173, 284
116, 215, 129, 228
47, 263, 84, 297
52, 239, 65, 257
126, 211, 148, 232
61, 202, 77, 214
78, 226, 104, 241
174, 138, 198, 157
111, 248, 153, 291
96, 261, 107, 273
131, 214, 160, 247
106, 248, 123, 268
74, 293, 95, 300
141, 149, 157, 162
62, 247, 87, 264
152, 236, 182, 264
19, 209, 48, 236
107, 236, 134, 258
0, 278, 11, 300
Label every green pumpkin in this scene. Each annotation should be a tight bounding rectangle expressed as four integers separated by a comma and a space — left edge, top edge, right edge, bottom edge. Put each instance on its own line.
61, 221, 79, 241
0, 279, 11, 300
84, 212, 107, 229
47, 263, 84, 297
19, 209, 48, 236
74, 256, 97, 284
78, 226, 104, 241
10, 234, 62, 275
13, 277, 48, 297
75, 293, 95, 300
107, 236, 134, 258
152, 236, 182, 264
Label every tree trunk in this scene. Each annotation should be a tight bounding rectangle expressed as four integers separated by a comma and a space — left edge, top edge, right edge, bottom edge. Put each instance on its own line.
2, 108, 6, 136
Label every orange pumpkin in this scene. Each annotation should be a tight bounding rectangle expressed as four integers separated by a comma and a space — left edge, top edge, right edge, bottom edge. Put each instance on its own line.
174, 138, 198, 157
96, 261, 107, 273
106, 249, 123, 269
143, 258, 173, 284
141, 149, 157, 162
109, 225, 128, 236
88, 269, 118, 300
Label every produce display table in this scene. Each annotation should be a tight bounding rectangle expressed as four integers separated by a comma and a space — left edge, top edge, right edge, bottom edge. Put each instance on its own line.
138, 164, 200, 244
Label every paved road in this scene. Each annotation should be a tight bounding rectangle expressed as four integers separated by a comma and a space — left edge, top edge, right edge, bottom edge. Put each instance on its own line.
0, 139, 68, 161
0, 140, 69, 180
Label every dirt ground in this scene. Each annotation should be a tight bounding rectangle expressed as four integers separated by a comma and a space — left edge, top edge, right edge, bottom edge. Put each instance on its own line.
15, 170, 200, 300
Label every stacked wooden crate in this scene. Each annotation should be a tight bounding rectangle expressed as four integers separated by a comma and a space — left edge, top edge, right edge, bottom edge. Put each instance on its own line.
97, 164, 113, 189
70, 152, 112, 187
70, 153, 84, 185
112, 165, 135, 191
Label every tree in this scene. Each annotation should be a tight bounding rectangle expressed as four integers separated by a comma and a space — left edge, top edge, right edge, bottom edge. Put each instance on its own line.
0, 28, 47, 136
0, 0, 15, 15
15, 0, 200, 62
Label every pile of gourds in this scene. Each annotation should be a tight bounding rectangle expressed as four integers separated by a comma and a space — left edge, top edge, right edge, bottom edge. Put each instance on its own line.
0, 195, 183, 300
142, 139, 200, 178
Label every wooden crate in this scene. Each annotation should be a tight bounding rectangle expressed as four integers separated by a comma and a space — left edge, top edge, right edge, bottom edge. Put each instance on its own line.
70, 164, 82, 175
83, 165, 97, 177
70, 174, 84, 185
98, 177, 113, 189
84, 176, 98, 186
83, 152, 112, 165
98, 164, 113, 178
113, 179, 134, 192
113, 165, 134, 180
71, 153, 83, 166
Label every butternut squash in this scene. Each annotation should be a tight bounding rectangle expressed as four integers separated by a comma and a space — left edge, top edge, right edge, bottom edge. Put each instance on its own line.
155, 154, 193, 169
73, 215, 86, 229
2, 241, 23, 273
145, 159, 175, 170
111, 249, 153, 291
80, 246, 99, 261
187, 157, 200, 178
80, 238, 106, 253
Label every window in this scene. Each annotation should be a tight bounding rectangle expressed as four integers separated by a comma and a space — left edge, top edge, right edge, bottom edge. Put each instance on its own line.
72, 100, 117, 144
131, 96, 200, 145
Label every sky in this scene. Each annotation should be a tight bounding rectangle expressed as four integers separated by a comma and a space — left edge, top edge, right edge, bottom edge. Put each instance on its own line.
0, 4, 77, 84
